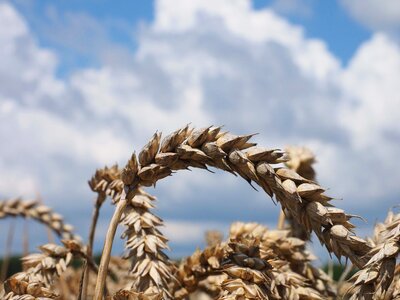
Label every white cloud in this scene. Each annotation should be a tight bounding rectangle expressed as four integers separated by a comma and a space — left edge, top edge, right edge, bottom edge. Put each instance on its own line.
340, 33, 400, 150
0, 3, 64, 106
70, 68, 211, 136
153, 0, 340, 81
163, 220, 228, 244
0, 2, 27, 40
0, 0, 399, 256
340, 0, 400, 34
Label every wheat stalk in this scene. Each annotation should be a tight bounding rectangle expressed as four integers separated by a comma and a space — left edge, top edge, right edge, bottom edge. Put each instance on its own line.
0, 198, 80, 241
80, 165, 120, 300
94, 125, 372, 299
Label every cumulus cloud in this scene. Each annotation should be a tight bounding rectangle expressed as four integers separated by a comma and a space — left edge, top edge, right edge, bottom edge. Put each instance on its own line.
0, 0, 399, 256
340, 0, 400, 35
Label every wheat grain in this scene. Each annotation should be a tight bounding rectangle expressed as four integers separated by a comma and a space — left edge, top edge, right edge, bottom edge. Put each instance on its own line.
3, 272, 58, 299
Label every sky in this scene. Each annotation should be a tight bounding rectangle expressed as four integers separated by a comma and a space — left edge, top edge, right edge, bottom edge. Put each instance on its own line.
0, 0, 400, 261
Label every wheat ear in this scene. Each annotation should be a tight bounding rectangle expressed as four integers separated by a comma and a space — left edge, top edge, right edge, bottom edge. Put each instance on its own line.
2, 240, 101, 299
88, 165, 121, 251
349, 210, 400, 299
217, 236, 279, 299
90, 164, 175, 299
118, 188, 175, 297
230, 222, 335, 299
0, 198, 80, 241
95, 125, 371, 298
173, 240, 226, 299
2, 242, 73, 299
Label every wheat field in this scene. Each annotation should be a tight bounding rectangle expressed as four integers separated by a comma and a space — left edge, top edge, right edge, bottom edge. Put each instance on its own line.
1, 125, 399, 300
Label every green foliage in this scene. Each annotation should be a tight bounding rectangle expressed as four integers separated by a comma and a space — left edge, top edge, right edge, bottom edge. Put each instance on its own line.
0, 255, 22, 278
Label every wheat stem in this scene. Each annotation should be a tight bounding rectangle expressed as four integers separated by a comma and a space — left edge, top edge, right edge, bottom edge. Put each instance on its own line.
81, 193, 106, 300
23, 219, 29, 256
94, 194, 128, 300
77, 260, 87, 300
88, 195, 106, 253
277, 210, 286, 230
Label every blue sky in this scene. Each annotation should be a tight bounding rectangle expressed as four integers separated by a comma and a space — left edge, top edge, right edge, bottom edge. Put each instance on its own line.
1, 0, 400, 260
11, 0, 371, 73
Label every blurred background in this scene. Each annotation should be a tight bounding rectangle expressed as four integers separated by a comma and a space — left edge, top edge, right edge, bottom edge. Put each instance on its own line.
0, 0, 399, 271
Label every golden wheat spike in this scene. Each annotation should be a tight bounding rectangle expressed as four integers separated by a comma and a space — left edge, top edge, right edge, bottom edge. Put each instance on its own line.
119, 188, 174, 298
173, 240, 226, 299
94, 125, 373, 299
1, 240, 101, 300
217, 237, 275, 299
348, 210, 400, 299
229, 222, 335, 299
2, 243, 73, 299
